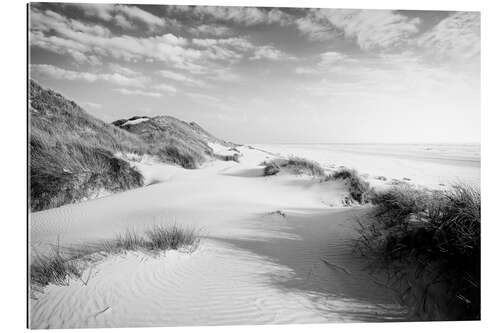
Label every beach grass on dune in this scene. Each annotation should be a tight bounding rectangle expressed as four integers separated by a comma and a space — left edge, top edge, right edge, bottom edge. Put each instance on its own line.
324, 168, 373, 204
30, 225, 199, 289
262, 156, 324, 176
31, 246, 82, 287
356, 183, 480, 320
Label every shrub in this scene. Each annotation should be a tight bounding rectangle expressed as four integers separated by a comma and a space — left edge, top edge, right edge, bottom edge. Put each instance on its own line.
357, 184, 480, 320
263, 163, 280, 176
325, 168, 373, 204
285, 157, 325, 176
262, 157, 324, 177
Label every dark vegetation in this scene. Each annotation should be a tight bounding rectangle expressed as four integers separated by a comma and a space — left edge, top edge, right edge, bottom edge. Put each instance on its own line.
262, 157, 325, 177
357, 184, 480, 320
263, 162, 280, 176
29, 80, 231, 211
31, 225, 199, 290
113, 115, 214, 168
29, 80, 146, 211
324, 168, 373, 204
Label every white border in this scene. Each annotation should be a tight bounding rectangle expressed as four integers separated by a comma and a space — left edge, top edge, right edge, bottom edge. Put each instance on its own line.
1, 0, 498, 332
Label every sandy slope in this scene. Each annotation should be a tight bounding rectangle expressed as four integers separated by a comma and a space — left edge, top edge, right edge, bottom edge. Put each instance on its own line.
30, 146, 407, 328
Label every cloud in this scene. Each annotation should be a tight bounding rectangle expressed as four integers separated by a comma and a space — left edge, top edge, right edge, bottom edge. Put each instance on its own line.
167, 6, 293, 26
250, 45, 294, 61
159, 69, 206, 87
30, 7, 268, 75
297, 9, 421, 50
108, 63, 141, 76
115, 5, 165, 29
417, 12, 480, 62
189, 24, 234, 37
83, 102, 102, 109
69, 3, 165, 30
155, 84, 177, 94
30, 64, 147, 87
114, 88, 162, 98
295, 51, 348, 74
186, 92, 220, 103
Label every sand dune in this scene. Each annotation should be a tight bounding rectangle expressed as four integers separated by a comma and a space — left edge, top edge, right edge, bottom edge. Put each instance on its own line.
30, 145, 410, 328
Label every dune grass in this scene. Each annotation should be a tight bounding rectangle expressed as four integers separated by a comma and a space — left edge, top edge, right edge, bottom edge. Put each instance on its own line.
30, 225, 200, 290
356, 183, 480, 320
262, 156, 324, 177
324, 168, 373, 204
29, 80, 148, 211
30, 246, 82, 287
29, 81, 228, 211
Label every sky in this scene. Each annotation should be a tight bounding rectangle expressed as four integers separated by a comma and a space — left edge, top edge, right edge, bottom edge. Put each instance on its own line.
29, 3, 480, 143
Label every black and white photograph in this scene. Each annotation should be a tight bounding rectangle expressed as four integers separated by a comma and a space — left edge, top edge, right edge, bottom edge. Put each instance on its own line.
27, 1, 481, 329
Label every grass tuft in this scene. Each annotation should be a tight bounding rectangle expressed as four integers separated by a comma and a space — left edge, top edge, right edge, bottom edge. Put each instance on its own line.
30, 225, 199, 291
263, 162, 280, 176
324, 168, 373, 204
30, 246, 81, 287
262, 156, 324, 177
357, 183, 480, 320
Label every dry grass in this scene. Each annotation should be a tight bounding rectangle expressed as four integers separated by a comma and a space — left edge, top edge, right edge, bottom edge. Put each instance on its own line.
29, 80, 226, 211
356, 183, 480, 320
262, 156, 324, 177
30, 225, 200, 291
324, 168, 373, 204
30, 245, 82, 287
29, 80, 146, 211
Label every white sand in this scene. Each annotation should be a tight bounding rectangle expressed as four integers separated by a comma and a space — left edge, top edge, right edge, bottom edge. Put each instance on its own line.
30, 144, 421, 328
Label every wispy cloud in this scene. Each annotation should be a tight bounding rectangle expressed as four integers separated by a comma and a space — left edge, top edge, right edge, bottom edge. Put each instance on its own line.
417, 12, 480, 62
168, 6, 293, 26
69, 3, 165, 30
297, 9, 421, 50
251, 45, 295, 61
83, 102, 102, 109
30, 64, 147, 87
114, 88, 162, 98
159, 69, 206, 87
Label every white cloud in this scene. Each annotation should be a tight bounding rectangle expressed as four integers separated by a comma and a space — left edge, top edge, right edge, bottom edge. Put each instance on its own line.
69, 3, 165, 30
108, 63, 140, 76
297, 9, 421, 50
114, 88, 162, 98
159, 70, 206, 87
250, 45, 293, 61
30, 8, 263, 73
114, 14, 134, 30
83, 102, 102, 109
186, 92, 220, 103
417, 12, 480, 62
30, 64, 147, 87
295, 51, 349, 74
155, 84, 177, 94
189, 24, 234, 37
182, 6, 292, 26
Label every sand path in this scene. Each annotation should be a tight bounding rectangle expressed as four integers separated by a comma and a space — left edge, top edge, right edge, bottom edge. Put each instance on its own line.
30, 146, 406, 328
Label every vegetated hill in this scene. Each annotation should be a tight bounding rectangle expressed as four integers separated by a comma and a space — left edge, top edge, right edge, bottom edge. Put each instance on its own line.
29, 81, 232, 212
112, 115, 235, 168
29, 80, 147, 212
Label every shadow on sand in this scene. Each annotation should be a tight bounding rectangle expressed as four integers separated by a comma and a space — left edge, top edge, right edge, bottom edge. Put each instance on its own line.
208, 207, 409, 322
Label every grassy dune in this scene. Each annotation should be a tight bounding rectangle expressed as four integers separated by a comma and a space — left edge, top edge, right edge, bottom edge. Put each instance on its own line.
29, 80, 146, 211
262, 156, 325, 176
29, 81, 228, 211
357, 184, 480, 320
